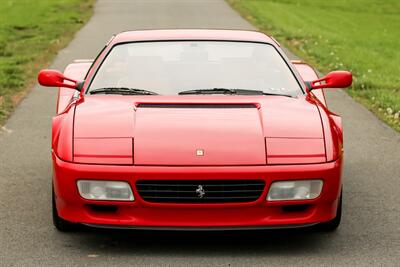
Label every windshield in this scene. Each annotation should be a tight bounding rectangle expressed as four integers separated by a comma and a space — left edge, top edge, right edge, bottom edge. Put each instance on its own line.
88, 41, 302, 95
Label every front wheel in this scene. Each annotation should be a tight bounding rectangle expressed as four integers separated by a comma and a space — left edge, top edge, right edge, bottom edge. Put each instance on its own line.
318, 191, 342, 231
52, 188, 78, 232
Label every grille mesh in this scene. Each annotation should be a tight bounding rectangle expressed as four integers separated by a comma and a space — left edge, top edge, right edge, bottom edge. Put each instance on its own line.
136, 180, 265, 203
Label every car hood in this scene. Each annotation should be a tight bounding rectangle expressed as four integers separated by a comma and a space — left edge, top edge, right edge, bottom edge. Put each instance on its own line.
73, 95, 325, 165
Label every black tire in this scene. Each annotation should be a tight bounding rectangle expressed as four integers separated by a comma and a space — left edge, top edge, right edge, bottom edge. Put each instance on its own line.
52, 188, 78, 232
318, 191, 342, 231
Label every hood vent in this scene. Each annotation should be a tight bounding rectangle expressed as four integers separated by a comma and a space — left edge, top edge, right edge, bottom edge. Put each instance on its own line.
136, 103, 257, 109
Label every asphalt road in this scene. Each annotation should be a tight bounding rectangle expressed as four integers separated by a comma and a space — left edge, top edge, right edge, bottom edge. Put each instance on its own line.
0, 0, 399, 266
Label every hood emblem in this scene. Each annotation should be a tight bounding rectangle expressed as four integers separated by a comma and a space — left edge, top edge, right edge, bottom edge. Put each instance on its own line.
196, 149, 204, 156
196, 185, 205, 198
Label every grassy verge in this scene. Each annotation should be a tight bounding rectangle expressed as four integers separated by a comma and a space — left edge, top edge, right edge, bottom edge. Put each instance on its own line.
0, 0, 95, 126
228, 0, 400, 132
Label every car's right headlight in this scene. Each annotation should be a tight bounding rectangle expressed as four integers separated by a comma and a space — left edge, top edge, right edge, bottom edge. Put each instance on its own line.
267, 180, 323, 201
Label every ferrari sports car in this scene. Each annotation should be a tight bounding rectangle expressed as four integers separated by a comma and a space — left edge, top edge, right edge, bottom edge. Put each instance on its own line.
38, 29, 352, 232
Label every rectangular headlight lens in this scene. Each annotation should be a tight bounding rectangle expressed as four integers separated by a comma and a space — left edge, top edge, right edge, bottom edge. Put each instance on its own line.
77, 180, 134, 201
267, 180, 323, 201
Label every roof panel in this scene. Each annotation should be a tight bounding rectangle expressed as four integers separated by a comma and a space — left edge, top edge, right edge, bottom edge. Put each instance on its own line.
111, 29, 274, 45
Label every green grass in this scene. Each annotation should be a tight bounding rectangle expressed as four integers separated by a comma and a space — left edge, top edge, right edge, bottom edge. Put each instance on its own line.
228, 0, 400, 131
0, 0, 95, 125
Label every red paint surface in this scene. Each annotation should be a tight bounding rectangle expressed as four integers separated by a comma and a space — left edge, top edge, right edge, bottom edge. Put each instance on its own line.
74, 138, 133, 165
311, 71, 352, 90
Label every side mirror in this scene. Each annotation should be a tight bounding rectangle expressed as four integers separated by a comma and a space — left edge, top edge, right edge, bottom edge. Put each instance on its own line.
38, 69, 80, 90
308, 71, 352, 90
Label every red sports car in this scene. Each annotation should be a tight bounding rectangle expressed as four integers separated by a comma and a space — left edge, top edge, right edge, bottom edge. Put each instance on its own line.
38, 30, 352, 232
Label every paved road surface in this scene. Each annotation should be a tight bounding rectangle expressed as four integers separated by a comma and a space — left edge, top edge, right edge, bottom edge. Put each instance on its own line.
0, 0, 399, 266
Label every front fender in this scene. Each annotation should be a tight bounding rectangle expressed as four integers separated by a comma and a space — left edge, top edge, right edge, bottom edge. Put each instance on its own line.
315, 102, 343, 162
52, 106, 75, 162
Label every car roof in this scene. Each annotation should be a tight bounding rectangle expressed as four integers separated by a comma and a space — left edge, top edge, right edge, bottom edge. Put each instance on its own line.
111, 29, 275, 45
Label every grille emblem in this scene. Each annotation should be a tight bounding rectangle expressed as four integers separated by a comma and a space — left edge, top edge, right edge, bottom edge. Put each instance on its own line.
195, 185, 205, 198
196, 149, 204, 156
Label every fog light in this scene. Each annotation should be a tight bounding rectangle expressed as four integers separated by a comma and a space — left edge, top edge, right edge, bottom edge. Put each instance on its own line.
77, 180, 134, 201
267, 180, 323, 201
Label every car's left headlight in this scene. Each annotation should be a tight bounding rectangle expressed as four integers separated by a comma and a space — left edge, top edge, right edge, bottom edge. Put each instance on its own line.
77, 180, 134, 201
267, 180, 323, 201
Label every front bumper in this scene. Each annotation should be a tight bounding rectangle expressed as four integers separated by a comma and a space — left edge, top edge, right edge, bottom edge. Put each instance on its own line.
53, 153, 342, 229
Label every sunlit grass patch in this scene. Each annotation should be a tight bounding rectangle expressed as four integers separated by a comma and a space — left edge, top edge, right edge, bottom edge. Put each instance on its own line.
0, 0, 95, 125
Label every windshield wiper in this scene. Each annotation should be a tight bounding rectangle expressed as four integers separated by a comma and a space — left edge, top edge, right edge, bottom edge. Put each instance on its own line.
178, 88, 237, 95
89, 87, 158, 95
178, 88, 293, 97
261, 92, 294, 98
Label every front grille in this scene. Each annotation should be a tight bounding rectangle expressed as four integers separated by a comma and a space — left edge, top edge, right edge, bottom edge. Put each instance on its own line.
136, 180, 265, 203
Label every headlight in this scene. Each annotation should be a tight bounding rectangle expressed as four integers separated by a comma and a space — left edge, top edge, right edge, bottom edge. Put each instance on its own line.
267, 180, 323, 201
77, 180, 134, 201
